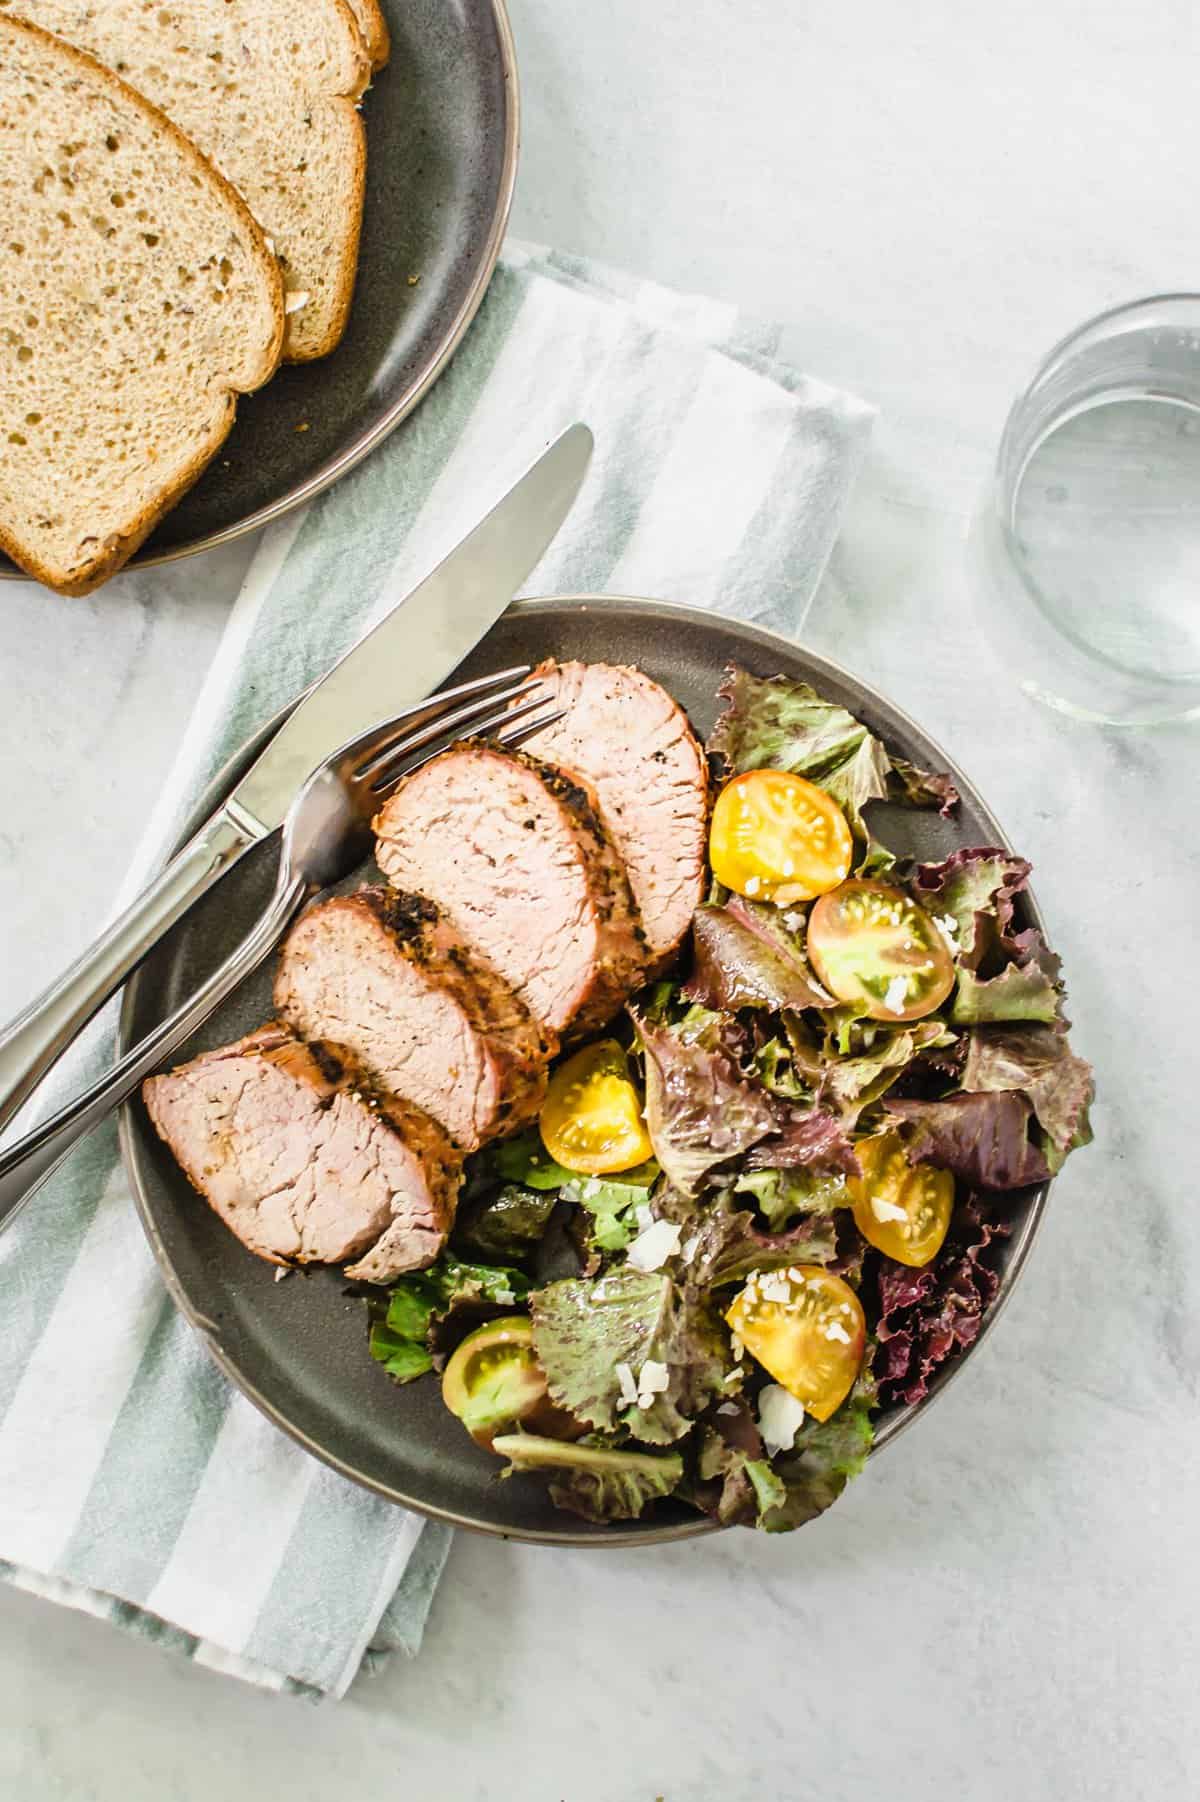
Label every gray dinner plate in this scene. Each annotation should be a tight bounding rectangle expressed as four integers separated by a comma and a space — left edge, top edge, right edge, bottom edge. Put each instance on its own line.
118, 597, 1053, 1543
0, 0, 517, 581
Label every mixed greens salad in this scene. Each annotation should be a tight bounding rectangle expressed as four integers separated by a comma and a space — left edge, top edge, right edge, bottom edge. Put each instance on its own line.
366, 668, 1095, 1531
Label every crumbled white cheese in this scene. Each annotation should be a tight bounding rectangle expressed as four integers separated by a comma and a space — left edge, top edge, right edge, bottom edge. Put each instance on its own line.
935, 912, 961, 950
756, 1270, 793, 1305
494, 1288, 516, 1306
626, 1218, 683, 1273
284, 289, 310, 313
635, 1360, 671, 1410
615, 1362, 639, 1407
883, 975, 910, 1014
870, 1194, 909, 1224
824, 1320, 852, 1344
758, 1384, 806, 1456
716, 1400, 740, 1417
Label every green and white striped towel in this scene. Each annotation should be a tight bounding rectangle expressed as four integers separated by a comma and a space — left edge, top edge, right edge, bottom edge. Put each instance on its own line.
0, 243, 874, 1697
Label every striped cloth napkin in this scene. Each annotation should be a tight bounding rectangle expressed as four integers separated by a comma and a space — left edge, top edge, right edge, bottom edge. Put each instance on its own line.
0, 243, 874, 1696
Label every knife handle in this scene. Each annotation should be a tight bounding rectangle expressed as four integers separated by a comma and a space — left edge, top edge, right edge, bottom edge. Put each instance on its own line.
0, 864, 309, 1236
0, 806, 259, 1135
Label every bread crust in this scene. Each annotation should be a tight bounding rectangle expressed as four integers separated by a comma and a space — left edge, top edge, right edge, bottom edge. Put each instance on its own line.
347, 0, 390, 70
279, 0, 370, 361
285, 0, 369, 364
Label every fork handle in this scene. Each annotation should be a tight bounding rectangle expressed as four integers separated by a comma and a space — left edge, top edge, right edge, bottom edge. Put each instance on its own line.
0, 867, 310, 1234
0, 806, 261, 1136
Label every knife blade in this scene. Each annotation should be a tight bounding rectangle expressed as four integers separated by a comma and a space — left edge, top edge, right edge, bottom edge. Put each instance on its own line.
0, 422, 593, 1132
230, 420, 593, 830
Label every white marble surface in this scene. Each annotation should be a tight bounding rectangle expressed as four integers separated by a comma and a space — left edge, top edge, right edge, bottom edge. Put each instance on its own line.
2, 1, 1198, 1795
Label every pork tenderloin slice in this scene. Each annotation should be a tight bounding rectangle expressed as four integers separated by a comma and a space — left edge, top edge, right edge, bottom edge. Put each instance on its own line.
142, 1025, 461, 1280
274, 888, 555, 1152
373, 744, 647, 1037
519, 661, 710, 969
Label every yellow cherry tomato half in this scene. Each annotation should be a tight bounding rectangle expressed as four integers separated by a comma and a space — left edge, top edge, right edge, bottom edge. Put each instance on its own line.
709, 770, 854, 906
849, 1130, 954, 1267
539, 1039, 653, 1175
807, 879, 956, 1021
725, 1265, 865, 1421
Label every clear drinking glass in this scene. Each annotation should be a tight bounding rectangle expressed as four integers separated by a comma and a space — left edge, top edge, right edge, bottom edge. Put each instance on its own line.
968, 295, 1200, 725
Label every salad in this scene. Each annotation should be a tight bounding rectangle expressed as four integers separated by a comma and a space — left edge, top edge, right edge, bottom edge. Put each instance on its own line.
365, 668, 1095, 1532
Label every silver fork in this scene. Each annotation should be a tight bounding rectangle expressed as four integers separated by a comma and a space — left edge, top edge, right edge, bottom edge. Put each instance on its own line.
0, 667, 561, 1231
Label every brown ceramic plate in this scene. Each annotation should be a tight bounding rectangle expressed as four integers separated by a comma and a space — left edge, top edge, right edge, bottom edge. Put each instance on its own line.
0, 0, 517, 582
118, 598, 1054, 1543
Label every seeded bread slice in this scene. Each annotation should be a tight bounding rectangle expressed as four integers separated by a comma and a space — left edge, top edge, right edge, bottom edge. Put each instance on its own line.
345, 0, 390, 69
11, 0, 370, 360
0, 15, 284, 595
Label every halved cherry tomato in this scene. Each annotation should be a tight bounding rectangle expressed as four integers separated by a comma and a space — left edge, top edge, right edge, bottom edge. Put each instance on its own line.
442, 1317, 569, 1449
709, 771, 853, 906
807, 879, 955, 1021
725, 1265, 865, 1421
539, 1040, 653, 1175
849, 1130, 954, 1267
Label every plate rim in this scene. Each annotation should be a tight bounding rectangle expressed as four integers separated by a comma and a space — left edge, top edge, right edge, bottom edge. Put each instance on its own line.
0, 0, 520, 583
118, 594, 1054, 1544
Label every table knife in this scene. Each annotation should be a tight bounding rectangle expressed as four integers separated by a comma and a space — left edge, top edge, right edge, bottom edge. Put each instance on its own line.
0, 422, 593, 1132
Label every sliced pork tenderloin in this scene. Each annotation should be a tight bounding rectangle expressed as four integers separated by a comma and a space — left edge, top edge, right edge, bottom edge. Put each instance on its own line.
274, 888, 555, 1152
373, 744, 647, 1037
518, 660, 709, 970
142, 1025, 461, 1280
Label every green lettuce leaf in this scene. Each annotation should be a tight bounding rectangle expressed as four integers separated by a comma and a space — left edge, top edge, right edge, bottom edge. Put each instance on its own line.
567, 1166, 659, 1252
492, 1434, 684, 1523
815, 1020, 952, 1123
367, 1322, 434, 1383
912, 847, 1033, 970
366, 1254, 531, 1384
707, 667, 957, 836
530, 1268, 728, 1445
951, 961, 1061, 1025
490, 1131, 578, 1191
691, 1424, 787, 1527
733, 1165, 847, 1232
913, 848, 1068, 1026
675, 1187, 840, 1288
453, 1184, 559, 1265
758, 1386, 875, 1531
752, 1032, 812, 1100
631, 1008, 778, 1195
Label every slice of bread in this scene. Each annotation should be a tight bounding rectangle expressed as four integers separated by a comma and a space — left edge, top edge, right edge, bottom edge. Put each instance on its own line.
0, 16, 284, 594
345, 0, 390, 70
12, 0, 371, 360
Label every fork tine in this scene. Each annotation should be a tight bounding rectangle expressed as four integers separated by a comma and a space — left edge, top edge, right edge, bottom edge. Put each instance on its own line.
492, 700, 568, 746
366, 699, 566, 796
341, 664, 533, 776
354, 674, 546, 784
